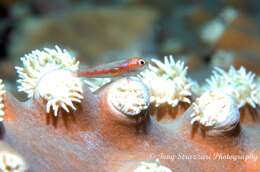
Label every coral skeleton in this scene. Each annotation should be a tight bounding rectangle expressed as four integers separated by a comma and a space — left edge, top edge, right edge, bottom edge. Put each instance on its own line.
0, 151, 27, 172
206, 66, 259, 109
190, 91, 240, 135
108, 77, 149, 116
16, 46, 83, 116
0, 79, 5, 122
139, 55, 192, 107
134, 159, 172, 172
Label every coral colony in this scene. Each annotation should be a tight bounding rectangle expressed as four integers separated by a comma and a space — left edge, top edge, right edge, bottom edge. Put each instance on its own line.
14, 46, 259, 128
0, 45, 257, 171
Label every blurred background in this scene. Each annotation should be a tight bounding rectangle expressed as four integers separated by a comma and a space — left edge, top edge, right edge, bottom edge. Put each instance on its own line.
0, 0, 260, 99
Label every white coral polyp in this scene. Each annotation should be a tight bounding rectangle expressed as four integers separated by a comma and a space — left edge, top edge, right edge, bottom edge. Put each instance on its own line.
190, 91, 240, 135
16, 46, 83, 116
36, 70, 83, 116
139, 55, 192, 107
206, 66, 259, 109
0, 79, 5, 121
108, 77, 149, 116
0, 151, 27, 172
134, 159, 172, 172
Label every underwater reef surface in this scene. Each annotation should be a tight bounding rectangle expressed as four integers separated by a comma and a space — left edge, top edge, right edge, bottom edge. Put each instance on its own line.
0, 47, 259, 171
0, 1, 260, 171
2, 81, 260, 172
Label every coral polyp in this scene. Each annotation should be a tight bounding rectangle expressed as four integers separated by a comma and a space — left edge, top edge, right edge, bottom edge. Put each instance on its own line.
16, 46, 83, 116
35, 70, 83, 116
139, 55, 192, 107
206, 66, 259, 108
0, 79, 5, 121
107, 77, 149, 116
190, 91, 240, 135
0, 151, 28, 172
134, 159, 172, 172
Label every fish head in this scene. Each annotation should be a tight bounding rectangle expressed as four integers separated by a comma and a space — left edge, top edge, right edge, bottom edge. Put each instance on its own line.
127, 57, 149, 72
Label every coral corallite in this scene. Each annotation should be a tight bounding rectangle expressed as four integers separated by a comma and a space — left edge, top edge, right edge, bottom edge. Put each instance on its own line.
108, 77, 150, 116
190, 90, 240, 135
206, 66, 259, 109
139, 55, 192, 107
15, 46, 83, 116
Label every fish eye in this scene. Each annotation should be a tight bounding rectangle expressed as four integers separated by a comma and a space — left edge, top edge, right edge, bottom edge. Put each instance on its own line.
138, 59, 146, 65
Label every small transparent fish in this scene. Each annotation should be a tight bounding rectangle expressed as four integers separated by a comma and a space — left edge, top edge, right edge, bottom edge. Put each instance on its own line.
79, 57, 148, 78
